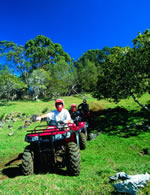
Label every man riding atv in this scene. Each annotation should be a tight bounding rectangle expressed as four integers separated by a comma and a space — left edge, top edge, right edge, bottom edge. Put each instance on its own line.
78, 99, 90, 122
69, 104, 78, 120
22, 99, 87, 176
36, 99, 71, 123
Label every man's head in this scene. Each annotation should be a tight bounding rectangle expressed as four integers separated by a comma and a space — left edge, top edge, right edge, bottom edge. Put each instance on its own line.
83, 98, 87, 104
55, 99, 64, 112
71, 104, 77, 112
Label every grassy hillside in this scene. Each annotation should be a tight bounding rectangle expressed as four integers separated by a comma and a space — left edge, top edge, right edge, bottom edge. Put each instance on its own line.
0, 94, 150, 194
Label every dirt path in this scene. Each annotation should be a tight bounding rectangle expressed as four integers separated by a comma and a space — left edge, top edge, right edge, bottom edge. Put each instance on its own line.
0, 153, 22, 180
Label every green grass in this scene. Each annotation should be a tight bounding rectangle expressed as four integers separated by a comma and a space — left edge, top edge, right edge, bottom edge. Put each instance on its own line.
0, 94, 150, 194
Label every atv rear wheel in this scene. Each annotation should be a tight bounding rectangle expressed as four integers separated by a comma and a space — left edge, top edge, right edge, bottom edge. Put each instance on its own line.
79, 132, 86, 150
66, 142, 80, 176
22, 145, 34, 175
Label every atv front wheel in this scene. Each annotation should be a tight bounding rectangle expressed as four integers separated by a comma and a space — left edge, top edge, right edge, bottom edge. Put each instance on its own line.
22, 145, 34, 175
66, 142, 80, 176
79, 132, 86, 150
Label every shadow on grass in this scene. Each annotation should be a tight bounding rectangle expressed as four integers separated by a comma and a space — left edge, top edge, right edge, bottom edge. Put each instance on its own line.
5, 153, 23, 166
2, 153, 23, 178
2, 166, 22, 178
2, 153, 68, 179
90, 105, 150, 138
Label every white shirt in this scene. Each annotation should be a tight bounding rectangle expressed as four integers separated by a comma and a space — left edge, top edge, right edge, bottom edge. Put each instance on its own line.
46, 109, 71, 123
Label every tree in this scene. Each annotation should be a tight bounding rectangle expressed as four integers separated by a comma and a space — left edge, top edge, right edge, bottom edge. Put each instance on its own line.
25, 35, 71, 70
48, 59, 78, 97
0, 40, 31, 83
94, 46, 132, 99
0, 67, 27, 101
132, 29, 150, 77
93, 40, 150, 111
27, 69, 52, 99
77, 60, 98, 91
77, 47, 112, 67
74, 48, 112, 93
0, 36, 73, 99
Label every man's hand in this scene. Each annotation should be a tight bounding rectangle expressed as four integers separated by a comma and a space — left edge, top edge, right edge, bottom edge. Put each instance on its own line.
36, 116, 41, 121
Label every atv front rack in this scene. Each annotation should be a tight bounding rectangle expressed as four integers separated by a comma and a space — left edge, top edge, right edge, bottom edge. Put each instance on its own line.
27, 125, 70, 134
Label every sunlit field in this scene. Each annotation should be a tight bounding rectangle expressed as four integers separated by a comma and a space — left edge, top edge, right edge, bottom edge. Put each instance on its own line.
0, 93, 150, 194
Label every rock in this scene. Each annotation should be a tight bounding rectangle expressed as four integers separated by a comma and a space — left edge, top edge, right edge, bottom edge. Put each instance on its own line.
18, 125, 29, 130
8, 132, 14, 136
23, 125, 28, 129
30, 114, 38, 122
12, 118, 17, 122
0, 122, 4, 128
88, 132, 100, 140
18, 125, 25, 130
24, 120, 32, 126
8, 125, 13, 129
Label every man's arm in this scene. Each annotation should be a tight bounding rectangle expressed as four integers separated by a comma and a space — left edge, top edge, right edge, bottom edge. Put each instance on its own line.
78, 103, 82, 110
36, 113, 48, 121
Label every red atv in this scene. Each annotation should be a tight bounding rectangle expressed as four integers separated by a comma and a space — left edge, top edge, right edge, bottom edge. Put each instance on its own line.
22, 120, 87, 176
69, 119, 88, 150
77, 109, 91, 127
71, 111, 88, 148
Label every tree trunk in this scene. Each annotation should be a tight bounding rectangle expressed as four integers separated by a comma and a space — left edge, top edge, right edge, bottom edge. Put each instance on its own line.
131, 93, 150, 112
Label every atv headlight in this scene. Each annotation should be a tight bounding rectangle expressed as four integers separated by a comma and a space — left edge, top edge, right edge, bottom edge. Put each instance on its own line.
85, 122, 88, 127
66, 132, 71, 138
31, 136, 39, 142
55, 134, 63, 140
25, 135, 39, 142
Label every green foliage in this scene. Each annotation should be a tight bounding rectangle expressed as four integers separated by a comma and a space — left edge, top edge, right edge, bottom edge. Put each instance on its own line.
94, 46, 132, 101
27, 69, 52, 98
0, 40, 31, 83
75, 59, 98, 92
0, 36, 73, 99
75, 48, 112, 93
25, 35, 71, 70
0, 67, 27, 100
1, 30, 150, 102
77, 47, 112, 67
79, 60, 98, 91
94, 41, 150, 103
132, 29, 150, 82
0, 94, 150, 194
45, 59, 78, 97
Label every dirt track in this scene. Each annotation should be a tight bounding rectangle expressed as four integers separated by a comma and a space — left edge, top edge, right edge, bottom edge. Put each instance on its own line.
0, 153, 22, 180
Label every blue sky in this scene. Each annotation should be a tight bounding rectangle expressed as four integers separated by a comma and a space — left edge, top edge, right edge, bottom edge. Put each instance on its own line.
0, 0, 150, 60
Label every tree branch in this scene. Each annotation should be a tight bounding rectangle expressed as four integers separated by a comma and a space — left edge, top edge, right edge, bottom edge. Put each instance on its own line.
131, 93, 150, 112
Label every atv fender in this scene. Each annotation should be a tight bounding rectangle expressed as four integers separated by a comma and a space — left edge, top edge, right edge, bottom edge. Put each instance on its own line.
65, 132, 79, 147
75, 132, 80, 148
79, 126, 87, 139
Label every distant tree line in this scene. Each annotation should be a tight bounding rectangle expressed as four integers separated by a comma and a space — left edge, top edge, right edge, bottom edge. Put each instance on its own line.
0, 30, 150, 109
